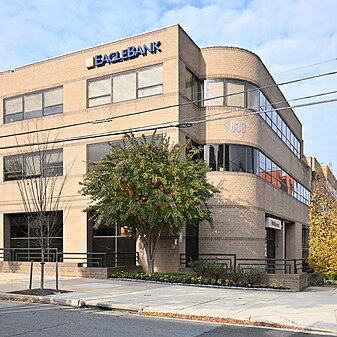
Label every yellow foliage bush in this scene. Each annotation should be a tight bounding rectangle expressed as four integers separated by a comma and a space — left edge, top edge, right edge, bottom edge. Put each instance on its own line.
309, 182, 337, 278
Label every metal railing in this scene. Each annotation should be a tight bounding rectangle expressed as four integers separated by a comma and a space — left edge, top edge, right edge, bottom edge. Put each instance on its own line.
180, 253, 309, 274
0, 248, 139, 268
180, 253, 236, 271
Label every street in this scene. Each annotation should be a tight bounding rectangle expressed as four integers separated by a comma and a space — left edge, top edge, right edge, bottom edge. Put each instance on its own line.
0, 301, 333, 337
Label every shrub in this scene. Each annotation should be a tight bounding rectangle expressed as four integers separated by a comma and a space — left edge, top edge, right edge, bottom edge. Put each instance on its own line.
238, 268, 267, 286
110, 269, 284, 289
190, 260, 225, 280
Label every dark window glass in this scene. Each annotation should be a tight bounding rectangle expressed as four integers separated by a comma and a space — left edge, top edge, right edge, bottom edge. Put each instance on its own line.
209, 145, 217, 171
4, 156, 23, 181
203, 143, 309, 205
4, 150, 63, 181
229, 145, 246, 172
43, 150, 63, 177
88, 142, 110, 164
185, 69, 201, 105
259, 152, 266, 176
253, 149, 259, 174
247, 147, 253, 173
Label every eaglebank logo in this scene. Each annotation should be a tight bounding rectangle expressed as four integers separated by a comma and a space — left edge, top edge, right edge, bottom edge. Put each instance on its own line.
86, 41, 161, 69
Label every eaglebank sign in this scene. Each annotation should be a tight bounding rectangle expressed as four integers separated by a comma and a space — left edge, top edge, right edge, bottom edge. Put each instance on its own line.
86, 41, 161, 69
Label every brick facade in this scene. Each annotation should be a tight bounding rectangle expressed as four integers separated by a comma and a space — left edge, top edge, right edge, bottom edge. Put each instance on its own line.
0, 24, 311, 274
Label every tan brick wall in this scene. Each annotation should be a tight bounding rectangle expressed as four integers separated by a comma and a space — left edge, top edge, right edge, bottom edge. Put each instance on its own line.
0, 25, 310, 273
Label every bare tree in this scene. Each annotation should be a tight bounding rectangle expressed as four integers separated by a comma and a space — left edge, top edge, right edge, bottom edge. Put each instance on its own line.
7, 131, 73, 289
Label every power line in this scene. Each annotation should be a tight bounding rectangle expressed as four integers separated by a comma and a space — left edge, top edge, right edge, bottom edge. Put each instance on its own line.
2, 95, 337, 151
272, 57, 337, 76
2, 69, 337, 141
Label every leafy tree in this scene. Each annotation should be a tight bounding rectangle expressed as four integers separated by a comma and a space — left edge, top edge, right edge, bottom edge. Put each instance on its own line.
80, 133, 219, 273
308, 172, 337, 278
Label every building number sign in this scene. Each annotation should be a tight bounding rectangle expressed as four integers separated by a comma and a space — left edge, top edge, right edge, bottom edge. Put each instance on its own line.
225, 120, 246, 133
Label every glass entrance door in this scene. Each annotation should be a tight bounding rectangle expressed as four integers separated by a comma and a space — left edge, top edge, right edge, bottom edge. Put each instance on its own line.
265, 228, 276, 273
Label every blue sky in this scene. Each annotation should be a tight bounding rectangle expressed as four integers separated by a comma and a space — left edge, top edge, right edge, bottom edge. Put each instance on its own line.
1, 0, 337, 172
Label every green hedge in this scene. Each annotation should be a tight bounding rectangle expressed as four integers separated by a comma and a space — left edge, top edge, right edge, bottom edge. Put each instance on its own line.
111, 265, 285, 289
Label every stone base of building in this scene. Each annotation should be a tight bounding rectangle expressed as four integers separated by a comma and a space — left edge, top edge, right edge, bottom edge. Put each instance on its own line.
0, 261, 142, 279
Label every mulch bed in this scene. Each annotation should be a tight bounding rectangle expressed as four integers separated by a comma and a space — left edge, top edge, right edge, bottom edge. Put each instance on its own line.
137, 312, 305, 331
10, 289, 71, 296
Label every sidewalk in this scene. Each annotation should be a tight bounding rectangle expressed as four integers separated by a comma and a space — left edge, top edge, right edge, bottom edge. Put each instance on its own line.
0, 272, 336, 335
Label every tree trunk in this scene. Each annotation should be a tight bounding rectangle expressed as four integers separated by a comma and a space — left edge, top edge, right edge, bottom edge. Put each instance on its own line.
144, 243, 155, 274
40, 237, 45, 290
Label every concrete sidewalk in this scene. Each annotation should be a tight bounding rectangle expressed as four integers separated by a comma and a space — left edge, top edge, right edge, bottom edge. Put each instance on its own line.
0, 272, 336, 335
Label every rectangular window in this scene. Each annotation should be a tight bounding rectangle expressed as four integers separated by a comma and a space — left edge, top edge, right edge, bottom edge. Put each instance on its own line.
227, 81, 245, 107
247, 84, 259, 111
259, 91, 267, 112
137, 66, 163, 98
113, 72, 137, 103
265, 103, 272, 127
229, 145, 246, 172
43, 87, 63, 115
88, 65, 163, 107
4, 87, 63, 123
4, 156, 23, 181
88, 77, 111, 107
259, 152, 266, 176
24, 153, 41, 178
24, 93, 43, 119
265, 157, 272, 183
4, 149, 63, 181
44, 150, 63, 177
204, 80, 224, 106
185, 68, 201, 104
253, 149, 259, 174
87, 142, 110, 164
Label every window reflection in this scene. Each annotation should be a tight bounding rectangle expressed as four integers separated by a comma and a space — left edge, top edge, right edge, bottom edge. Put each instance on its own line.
4, 87, 63, 123
201, 78, 301, 159
204, 144, 310, 205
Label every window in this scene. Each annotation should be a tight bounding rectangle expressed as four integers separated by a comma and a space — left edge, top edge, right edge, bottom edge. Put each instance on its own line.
201, 77, 301, 159
185, 69, 201, 104
44, 87, 63, 115
259, 92, 267, 112
204, 80, 224, 106
4, 97, 23, 123
7, 212, 63, 258
4, 156, 23, 180
4, 149, 63, 181
87, 142, 110, 165
4, 87, 63, 123
88, 77, 111, 107
227, 81, 245, 107
203, 143, 310, 205
113, 72, 136, 103
247, 84, 259, 111
265, 157, 272, 182
24, 93, 42, 119
137, 66, 163, 98
43, 150, 63, 177
87, 65, 163, 107
229, 145, 246, 172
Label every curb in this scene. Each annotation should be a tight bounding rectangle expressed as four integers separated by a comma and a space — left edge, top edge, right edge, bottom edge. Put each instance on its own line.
0, 293, 144, 312
0, 292, 336, 335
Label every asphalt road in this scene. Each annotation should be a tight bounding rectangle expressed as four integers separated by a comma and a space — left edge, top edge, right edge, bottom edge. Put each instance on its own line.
0, 301, 333, 337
